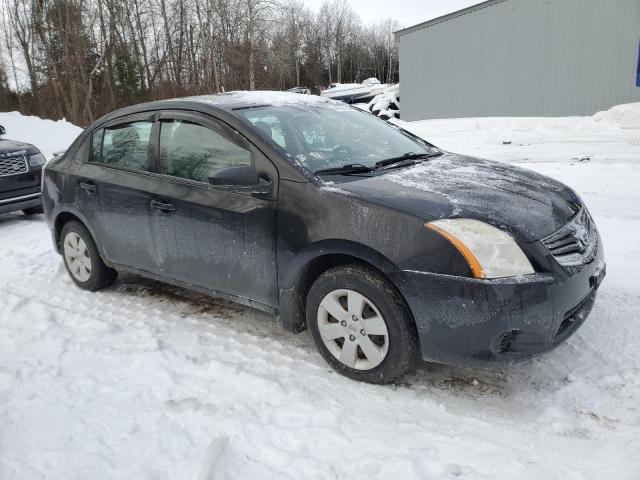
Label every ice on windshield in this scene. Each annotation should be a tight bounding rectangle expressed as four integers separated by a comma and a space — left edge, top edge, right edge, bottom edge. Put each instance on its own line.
239, 104, 434, 173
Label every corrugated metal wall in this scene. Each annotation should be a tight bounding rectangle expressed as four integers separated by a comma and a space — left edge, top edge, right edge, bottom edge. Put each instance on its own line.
398, 0, 640, 120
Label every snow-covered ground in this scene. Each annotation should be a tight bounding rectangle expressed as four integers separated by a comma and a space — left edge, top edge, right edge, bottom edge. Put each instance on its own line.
1, 105, 640, 479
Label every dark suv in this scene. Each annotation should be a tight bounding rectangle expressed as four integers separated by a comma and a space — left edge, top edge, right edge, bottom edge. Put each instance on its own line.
0, 125, 46, 215
42, 92, 605, 383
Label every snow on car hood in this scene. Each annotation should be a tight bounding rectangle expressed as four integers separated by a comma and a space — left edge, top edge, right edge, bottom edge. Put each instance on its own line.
335, 153, 582, 242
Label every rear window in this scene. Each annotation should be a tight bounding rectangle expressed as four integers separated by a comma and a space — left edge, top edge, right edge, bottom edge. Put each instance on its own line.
90, 121, 152, 171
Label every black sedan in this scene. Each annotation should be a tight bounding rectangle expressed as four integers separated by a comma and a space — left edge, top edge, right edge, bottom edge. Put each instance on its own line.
42, 92, 605, 383
0, 125, 45, 215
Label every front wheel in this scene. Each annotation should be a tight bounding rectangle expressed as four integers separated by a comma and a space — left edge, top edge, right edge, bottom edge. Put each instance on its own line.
61, 220, 117, 291
306, 265, 418, 384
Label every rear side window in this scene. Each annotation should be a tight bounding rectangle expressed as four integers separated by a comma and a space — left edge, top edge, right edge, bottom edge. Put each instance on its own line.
159, 120, 251, 183
91, 121, 152, 171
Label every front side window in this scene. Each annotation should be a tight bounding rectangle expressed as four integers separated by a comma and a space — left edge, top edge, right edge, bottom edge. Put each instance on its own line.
244, 115, 287, 148
159, 120, 251, 183
240, 104, 436, 173
91, 121, 152, 171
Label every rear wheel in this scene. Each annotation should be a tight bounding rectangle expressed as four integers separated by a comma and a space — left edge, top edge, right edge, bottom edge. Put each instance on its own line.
61, 221, 117, 291
306, 265, 418, 384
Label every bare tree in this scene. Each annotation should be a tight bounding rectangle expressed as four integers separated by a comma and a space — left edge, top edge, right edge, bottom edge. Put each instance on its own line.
318, 0, 357, 83
245, 0, 278, 90
0, 0, 401, 125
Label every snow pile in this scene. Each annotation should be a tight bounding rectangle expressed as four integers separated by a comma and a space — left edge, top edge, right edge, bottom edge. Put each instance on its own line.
593, 102, 640, 129
2, 111, 640, 479
0, 111, 83, 159
399, 102, 640, 165
367, 84, 400, 120
399, 102, 640, 137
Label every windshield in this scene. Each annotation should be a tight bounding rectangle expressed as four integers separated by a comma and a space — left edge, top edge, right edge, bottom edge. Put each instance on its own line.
238, 104, 436, 173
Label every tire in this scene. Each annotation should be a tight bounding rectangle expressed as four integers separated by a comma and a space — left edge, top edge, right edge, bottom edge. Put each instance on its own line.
22, 206, 43, 215
306, 265, 419, 384
60, 220, 117, 291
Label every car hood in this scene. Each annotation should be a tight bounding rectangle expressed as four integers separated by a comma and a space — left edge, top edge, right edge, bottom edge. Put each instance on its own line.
0, 138, 40, 156
334, 153, 581, 242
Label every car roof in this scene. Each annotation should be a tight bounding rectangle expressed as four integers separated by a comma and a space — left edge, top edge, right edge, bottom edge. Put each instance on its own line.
93, 90, 344, 128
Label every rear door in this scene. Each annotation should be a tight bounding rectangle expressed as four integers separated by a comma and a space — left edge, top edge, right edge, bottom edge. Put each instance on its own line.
145, 111, 279, 307
84, 114, 157, 272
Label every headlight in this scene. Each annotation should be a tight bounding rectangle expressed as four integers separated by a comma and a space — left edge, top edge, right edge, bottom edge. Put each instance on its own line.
28, 153, 46, 167
426, 218, 534, 279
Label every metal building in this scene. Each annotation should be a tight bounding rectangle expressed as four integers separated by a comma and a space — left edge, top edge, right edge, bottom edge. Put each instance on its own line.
397, 0, 640, 121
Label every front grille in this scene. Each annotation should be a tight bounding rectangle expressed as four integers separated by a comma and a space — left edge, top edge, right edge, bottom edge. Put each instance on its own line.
542, 209, 597, 267
0, 155, 28, 177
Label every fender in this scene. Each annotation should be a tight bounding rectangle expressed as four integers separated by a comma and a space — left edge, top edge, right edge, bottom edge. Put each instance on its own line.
277, 239, 401, 333
50, 205, 105, 258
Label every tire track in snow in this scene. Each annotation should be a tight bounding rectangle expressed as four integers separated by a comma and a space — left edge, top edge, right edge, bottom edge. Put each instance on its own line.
3, 139, 640, 480
2, 266, 638, 479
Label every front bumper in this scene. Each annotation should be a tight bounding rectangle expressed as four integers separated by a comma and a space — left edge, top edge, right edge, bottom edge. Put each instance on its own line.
391, 240, 605, 367
0, 192, 42, 214
0, 167, 42, 214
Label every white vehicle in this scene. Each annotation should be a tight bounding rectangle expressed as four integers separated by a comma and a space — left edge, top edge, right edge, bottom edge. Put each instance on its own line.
286, 87, 311, 95
320, 78, 386, 104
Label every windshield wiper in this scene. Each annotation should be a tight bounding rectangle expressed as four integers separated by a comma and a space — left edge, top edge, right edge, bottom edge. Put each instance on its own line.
375, 151, 442, 169
314, 163, 375, 175
314, 151, 443, 176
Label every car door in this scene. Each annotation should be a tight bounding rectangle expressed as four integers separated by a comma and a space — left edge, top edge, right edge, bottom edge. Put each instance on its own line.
145, 111, 279, 308
82, 113, 157, 272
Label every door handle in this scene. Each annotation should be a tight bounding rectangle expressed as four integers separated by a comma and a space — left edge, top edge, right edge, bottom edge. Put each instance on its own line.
150, 199, 176, 213
79, 181, 96, 193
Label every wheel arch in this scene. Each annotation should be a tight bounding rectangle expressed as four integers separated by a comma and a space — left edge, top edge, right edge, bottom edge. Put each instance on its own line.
278, 240, 414, 334
53, 209, 101, 256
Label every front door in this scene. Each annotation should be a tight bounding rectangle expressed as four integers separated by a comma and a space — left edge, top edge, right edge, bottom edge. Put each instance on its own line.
146, 112, 279, 307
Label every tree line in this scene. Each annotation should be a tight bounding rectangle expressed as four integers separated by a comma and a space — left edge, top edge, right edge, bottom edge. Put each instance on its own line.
0, 0, 400, 126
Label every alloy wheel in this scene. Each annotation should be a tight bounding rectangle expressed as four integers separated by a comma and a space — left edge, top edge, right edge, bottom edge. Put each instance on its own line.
317, 289, 389, 370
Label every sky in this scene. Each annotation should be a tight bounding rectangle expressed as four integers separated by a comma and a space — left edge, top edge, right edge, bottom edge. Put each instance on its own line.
301, 0, 485, 28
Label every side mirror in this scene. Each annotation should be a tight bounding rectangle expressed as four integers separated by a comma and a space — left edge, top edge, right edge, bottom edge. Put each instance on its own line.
0, 125, 5, 137
208, 164, 272, 195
